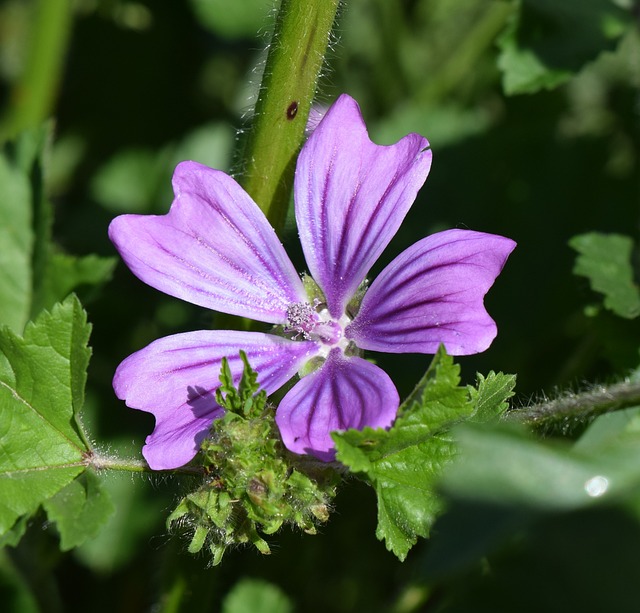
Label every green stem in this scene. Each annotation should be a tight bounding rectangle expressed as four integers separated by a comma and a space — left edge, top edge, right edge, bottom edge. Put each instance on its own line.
507, 379, 640, 428
1, 0, 73, 139
240, 0, 340, 233
156, 574, 188, 613
415, 2, 512, 104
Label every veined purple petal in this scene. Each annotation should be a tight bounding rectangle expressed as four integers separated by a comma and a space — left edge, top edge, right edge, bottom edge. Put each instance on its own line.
346, 229, 516, 355
113, 330, 319, 469
276, 349, 399, 461
295, 94, 432, 318
109, 161, 305, 324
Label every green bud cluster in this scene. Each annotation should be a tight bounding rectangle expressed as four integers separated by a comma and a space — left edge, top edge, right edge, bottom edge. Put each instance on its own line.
167, 351, 340, 565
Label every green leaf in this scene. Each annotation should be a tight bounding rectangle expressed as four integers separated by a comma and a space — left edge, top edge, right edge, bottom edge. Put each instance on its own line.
498, 28, 571, 94
570, 232, 640, 318
42, 470, 114, 551
423, 414, 640, 580
33, 252, 116, 316
0, 296, 91, 536
0, 516, 28, 549
574, 406, 640, 451
91, 148, 169, 213
189, 0, 275, 39
74, 470, 166, 572
443, 421, 640, 510
469, 371, 517, 422
221, 578, 293, 613
498, 0, 630, 94
92, 124, 233, 215
0, 126, 117, 331
333, 348, 475, 560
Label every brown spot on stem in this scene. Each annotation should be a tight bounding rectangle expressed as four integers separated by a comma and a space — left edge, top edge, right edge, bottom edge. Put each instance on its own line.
286, 101, 299, 120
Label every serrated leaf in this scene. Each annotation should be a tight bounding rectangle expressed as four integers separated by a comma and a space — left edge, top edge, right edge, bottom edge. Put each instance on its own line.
221, 578, 293, 613
398, 346, 472, 434
469, 371, 517, 422
498, 0, 630, 95
570, 232, 640, 318
42, 470, 114, 551
0, 296, 92, 536
334, 348, 475, 560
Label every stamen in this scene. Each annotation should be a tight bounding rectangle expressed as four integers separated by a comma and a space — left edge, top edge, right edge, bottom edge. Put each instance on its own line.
285, 301, 353, 351
285, 302, 317, 338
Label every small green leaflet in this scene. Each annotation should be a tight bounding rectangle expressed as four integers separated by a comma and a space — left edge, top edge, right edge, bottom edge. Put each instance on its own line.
570, 232, 640, 319
469, 371, 518, 423
0, 295, 112, 544
333, 347, 516, 560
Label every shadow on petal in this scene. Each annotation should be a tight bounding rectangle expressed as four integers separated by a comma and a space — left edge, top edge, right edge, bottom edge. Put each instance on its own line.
114, 329, 319, 469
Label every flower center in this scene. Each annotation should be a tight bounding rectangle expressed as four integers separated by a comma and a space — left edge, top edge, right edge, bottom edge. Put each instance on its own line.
285, 301, 351, 354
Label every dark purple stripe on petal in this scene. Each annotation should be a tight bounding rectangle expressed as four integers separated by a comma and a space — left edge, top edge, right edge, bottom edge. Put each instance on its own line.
347, 229, 516, 355
295, 95, 432, 318
275, 349, 399, 460
109, 161, 305, 324
113, 329, 319, 469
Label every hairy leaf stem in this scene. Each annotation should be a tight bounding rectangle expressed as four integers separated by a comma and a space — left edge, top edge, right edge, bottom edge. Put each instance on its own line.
86, 452, 203, 476
507, 379, 640, 428
240, 0, 340, 233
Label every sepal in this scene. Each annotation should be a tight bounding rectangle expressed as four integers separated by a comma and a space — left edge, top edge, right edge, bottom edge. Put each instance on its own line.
167, 353, 339, 564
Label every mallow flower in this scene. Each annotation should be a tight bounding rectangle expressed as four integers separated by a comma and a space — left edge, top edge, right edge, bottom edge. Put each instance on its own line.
109, 94, 515, 470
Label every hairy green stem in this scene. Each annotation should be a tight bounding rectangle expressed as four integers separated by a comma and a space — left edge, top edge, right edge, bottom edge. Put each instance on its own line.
507, 379, 640, 427
87, 452, 203, 476
1, 0, 73, 139
240, 0, 340, 233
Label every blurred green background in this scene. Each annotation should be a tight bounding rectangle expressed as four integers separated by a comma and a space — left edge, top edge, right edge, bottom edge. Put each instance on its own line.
1, 0, 639, 611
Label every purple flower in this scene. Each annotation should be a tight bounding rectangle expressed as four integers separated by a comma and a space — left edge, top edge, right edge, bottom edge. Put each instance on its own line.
109, 94, 515, 470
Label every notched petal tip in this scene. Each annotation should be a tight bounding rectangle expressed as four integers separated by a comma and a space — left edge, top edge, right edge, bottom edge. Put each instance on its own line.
108, 160, 305, 324
348, 229, 516, 356
295, 94, 432, 318
113, 340, 222, 470
113, 330, 320, 470
275, 350, 399, 461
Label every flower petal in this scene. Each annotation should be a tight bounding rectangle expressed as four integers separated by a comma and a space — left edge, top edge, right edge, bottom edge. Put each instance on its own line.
109, 161, 305, 324
346, 229, 516, 355
113, 330, 318, 469
276, 349, 399, 461
295, 94, 432, 318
